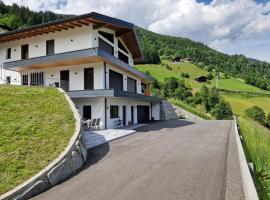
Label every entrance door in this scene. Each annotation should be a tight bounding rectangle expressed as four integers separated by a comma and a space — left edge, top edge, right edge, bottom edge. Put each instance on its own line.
60, 70, 69, 91
84, 68, 94, 90
131, 106, 134, 124
122, 106, 126, 126
137, 106, 150, 123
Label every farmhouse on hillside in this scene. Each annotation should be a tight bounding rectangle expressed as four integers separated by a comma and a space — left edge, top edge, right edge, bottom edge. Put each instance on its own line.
0, 12, 162, 129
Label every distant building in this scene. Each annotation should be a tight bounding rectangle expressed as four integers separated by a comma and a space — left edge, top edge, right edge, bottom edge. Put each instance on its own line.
0, 25, 12, 33
195, 76, 207, 83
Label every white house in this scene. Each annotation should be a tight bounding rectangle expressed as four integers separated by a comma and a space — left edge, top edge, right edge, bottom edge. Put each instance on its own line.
0, 12, 161, 129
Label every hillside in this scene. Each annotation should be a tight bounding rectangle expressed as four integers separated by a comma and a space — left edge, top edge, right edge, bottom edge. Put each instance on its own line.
0, 85, 75, 195
136, 62, 270, 94
135, 27, 270, 91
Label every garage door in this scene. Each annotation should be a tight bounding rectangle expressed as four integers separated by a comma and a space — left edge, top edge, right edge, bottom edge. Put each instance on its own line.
137, 106, 150, 123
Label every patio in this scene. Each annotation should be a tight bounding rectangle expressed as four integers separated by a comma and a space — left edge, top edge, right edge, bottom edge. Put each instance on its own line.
84, 124, 147, 149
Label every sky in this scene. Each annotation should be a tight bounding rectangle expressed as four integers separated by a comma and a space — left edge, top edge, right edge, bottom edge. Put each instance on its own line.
2, 0, 270, 61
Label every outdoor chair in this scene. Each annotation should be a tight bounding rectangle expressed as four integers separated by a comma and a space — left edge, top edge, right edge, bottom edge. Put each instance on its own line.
89, 118, 96, 130
95, 118, 100, 130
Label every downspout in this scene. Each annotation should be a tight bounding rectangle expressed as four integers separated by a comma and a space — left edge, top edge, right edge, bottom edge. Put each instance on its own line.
105, 98, 107, 130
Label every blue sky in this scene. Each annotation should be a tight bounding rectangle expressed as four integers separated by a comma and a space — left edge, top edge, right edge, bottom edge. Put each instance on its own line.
3, 0, 270, 62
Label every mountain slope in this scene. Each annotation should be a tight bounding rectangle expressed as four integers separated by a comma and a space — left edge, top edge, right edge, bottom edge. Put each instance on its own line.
135, 27, 270, 91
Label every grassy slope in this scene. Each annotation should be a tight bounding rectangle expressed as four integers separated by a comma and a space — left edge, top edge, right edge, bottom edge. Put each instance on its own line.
136, 62, 270, 94
0, 85, 75, 195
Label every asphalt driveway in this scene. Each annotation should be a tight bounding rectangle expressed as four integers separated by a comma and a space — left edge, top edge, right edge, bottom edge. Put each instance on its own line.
32, 120, 243, 200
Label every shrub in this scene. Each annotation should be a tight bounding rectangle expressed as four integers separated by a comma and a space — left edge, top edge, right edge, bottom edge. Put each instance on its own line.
245, 106, 266, 123
165, 64, 172, 70
180, 72, 190, 78
207, 72, 214, 80
211, 100, 233, 120
266, 113, 270, 128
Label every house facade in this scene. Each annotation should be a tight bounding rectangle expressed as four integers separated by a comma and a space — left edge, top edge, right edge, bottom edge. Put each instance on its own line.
0, 12, 161, 129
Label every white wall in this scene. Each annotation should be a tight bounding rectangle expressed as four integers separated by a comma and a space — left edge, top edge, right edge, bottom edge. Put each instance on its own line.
0, 68, 21, 85
0, 26, 94, 64
106, 98, 151, 129
152, 102, 161, 120
0, 25, 135, 67
72, 97, 105, 129
71, 96, 159, 130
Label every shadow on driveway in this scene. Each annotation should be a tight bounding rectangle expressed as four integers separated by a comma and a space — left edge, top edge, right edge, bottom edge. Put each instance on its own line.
135, 119, 194, 133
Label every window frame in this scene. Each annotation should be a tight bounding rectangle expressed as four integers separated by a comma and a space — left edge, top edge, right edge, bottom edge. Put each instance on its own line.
83, 105, 92, 120
6, 48, 11, 59
110, 105, 119, 119
46, 40, 55, 56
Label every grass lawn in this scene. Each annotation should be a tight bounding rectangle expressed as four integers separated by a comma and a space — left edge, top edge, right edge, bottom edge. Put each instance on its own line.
0, 85, 75, 195
218, 78, 270, 94
222, 93, 270, 199
222, 93, 270, 116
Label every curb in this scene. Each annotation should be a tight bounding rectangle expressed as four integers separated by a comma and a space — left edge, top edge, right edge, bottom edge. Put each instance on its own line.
0, 88, 88, 200
234, 118, 259, 200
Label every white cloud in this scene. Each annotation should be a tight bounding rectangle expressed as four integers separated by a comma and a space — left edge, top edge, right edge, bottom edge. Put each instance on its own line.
3, 0, 270, 61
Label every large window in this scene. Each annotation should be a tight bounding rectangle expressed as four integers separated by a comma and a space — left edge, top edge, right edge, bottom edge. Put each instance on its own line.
21, 44, 29, 60
109, 70, 123, 91
118, 51, 129, 64
127, 77, 137, 93
118, 40, 128, 53
110, 105, 119, 119
99, 38, 114, 55
30, 72, 44, 86
22, 75, 28, 85
98, 31, 114, 43
6, 48, 11, 59
46, 40, 55, 55
83, 105, 91, 120
84, 68, 94, 90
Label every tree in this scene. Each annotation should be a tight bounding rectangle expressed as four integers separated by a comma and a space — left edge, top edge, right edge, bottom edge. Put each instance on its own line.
211, 100, 233, 120
245, 106, 266, 123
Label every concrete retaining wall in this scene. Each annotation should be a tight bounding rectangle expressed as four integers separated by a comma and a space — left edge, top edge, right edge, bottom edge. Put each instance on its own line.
0, 88, 88, 200
172, 105, 202, 121
160, 100, 178, 120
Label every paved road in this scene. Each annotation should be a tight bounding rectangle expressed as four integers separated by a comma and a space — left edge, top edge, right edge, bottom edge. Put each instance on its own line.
32, 120, 239, 200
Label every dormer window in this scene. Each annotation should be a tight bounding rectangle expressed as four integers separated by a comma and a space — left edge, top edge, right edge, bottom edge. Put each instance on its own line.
98, 31, 114, 43
6, 48, 11, 59
118, 40, 128, 54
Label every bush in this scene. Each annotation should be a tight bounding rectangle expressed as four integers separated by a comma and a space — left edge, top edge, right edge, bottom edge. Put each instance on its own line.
165, 64, 172, 70
180, 72, 190, 78
266, 113, 270, 128
207, 72, 214, 80
211, 100, 233, 120
245, 106, 266, 123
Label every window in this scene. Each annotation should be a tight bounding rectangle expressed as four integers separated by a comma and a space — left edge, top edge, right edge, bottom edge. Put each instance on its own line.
30, 72, 44, 86
6, 48, 11, 59
127, 77, 137, 93
110, 105, 119, 119
109, 70, 123, 91
6, 76, 10, 84
22, 75, 28, 85
46, 40, 55, 55
118, 40, 128, 53
118, 51, 129, 64
21, 44, 29, 59
98, 31, 114, 43
83, 105, 91, 120
99, 38, 114, 55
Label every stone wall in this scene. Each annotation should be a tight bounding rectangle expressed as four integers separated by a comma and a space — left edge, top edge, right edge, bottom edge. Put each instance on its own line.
172, 105, 202, 121
0, 88, 88, 200
160, 100, 178, 120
